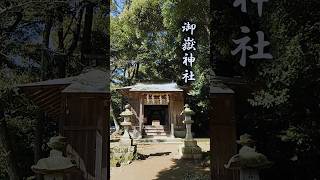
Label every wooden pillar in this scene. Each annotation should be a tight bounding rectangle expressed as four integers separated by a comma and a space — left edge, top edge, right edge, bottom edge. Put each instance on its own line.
169, 97, 174, 137
210, 90, 238, 180
139, 96, 144, 132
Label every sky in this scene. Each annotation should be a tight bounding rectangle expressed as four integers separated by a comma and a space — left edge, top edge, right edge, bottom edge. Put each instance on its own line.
112, 0, 126, 16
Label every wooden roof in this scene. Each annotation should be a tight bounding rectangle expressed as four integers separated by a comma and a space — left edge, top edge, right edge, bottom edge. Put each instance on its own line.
210, 76, 248, 94
117, 82, 183, 93
210, 83, 235, 94
19, 69, 109, 93
18, 69, 109, 120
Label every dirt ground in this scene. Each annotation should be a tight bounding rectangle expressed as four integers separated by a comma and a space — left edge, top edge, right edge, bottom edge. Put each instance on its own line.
110, 140, 211, 180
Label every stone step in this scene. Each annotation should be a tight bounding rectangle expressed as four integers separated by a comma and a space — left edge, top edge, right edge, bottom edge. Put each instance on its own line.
144, 125, 167, 129
134, 137, 183, 144
144, 128, 168, 131
142, 135, 171, 139
144, 129, 167, 132
144, 128, 166, 131
146, 132, 167, 136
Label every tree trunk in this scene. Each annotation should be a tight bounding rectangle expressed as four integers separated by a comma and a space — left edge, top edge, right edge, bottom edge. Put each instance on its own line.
35, 10, 54, 180
41, 10, 53, 80
56, 11, 66, 78
0, 114, 20, 180
67, 6, 84, 56
110, 105, 120, 132
80, 3, 94, 67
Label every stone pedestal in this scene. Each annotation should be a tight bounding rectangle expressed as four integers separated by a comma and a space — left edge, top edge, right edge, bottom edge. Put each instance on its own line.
110, 144, 137, 166
240, 169, 259, 180
179, 104, 202, 160
179, 140, 202, 159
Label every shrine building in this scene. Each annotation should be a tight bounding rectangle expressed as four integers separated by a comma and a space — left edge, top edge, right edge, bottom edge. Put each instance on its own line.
117, 82, 185, 138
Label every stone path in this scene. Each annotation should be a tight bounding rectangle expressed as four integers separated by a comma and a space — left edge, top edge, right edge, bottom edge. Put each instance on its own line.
110, 140, 211, 180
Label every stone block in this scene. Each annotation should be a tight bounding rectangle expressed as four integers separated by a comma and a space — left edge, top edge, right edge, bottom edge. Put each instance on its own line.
152, 120, 161, 126
110, 145, 137, 167
119, 138, 133, 146
179, 140, 202, 160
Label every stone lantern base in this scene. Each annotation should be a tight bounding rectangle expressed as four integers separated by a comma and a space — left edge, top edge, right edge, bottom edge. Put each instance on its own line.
179, 139, 202, 159
240, 169, 260, 180
110, 144, 137, 167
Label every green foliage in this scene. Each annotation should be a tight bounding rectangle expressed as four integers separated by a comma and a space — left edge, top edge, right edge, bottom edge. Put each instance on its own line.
1, 1, 108, 179
111, 0, 210, 134
0, 68, 39, 178
211, 0, 320, 178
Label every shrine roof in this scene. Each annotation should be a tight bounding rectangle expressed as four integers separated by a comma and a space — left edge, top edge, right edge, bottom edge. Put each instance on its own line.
210, 83, 235, 94
18, 69, 109, 93
17, 69, 109, 120
118, 82, 183, 92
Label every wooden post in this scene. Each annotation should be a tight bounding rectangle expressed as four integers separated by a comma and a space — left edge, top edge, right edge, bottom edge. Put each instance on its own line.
210, 89, 238, 180
139, 96, 143, 133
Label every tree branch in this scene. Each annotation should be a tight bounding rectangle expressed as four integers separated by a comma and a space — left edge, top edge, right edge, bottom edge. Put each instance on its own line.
0, 0, 67, 16
67, 5, 85, 56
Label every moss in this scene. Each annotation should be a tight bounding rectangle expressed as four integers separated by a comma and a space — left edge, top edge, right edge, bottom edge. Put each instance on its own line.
110, 145, 137, 167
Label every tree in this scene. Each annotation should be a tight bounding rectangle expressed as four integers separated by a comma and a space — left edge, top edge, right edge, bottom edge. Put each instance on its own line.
211, 0, 320, 179
0, 0, 109, 179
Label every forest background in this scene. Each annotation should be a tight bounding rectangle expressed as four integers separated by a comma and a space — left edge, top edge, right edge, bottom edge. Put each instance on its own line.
0, 0, 319, 179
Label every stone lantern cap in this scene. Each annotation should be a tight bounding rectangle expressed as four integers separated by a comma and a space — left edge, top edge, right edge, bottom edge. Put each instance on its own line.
236, 134, 256, 146
31, 136, 77, 175
47, 136, 67, 151
225, 134, 273, 170
120, 104, 134, 117
180, 104, 195, 116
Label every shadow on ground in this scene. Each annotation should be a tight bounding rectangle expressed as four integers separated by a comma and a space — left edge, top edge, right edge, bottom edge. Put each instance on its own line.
136, 152, 171, 161
154, 154, 211, 180
149, 152, 171, 156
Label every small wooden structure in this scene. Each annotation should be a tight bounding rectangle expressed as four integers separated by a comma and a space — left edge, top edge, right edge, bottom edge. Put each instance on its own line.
117, 82, 185, 137
18, 69, 109, 180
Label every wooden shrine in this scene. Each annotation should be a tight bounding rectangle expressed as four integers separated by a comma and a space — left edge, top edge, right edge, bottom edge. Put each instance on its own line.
18, 69, 109, 180
117, 82, 185, 137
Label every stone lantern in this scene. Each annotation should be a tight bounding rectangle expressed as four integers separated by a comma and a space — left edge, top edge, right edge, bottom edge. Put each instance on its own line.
179, 104, 202, 159
31, 136, 77, 180
110, 104, 137, 166
120, 104, 134, 145
225, 134, 273, 180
